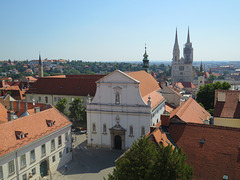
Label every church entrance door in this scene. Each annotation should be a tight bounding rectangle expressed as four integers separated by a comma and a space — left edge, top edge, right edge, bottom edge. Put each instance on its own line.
114, 135, 122, 149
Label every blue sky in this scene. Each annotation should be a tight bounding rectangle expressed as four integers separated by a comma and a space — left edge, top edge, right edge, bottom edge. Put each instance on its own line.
0, 0, 239, 61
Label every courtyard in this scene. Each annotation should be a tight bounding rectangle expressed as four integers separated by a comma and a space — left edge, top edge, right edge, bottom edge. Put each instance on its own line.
51, 132, 124, 180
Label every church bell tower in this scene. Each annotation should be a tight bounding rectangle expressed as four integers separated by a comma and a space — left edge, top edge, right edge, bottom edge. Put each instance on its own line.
38, 53, 43, 78
183, 27, 193, 64
142, 44, 149, 73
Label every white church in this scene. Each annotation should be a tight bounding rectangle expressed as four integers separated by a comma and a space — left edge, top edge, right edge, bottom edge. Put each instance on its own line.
86, 69, 166, 150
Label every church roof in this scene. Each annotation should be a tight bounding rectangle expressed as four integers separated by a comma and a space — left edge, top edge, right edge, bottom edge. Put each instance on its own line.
126, 71, 164, 109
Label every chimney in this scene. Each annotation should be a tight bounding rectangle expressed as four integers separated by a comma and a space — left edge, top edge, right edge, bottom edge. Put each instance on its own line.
34, 107, 40, 113
10, 101, 13, 111
17, 101, 21, 112
161, 114, 170, 127
24, 101, 28, 112
7, 110, 14, 121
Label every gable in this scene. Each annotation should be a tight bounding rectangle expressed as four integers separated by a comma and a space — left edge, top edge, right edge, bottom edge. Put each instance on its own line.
98, 70, 139, 84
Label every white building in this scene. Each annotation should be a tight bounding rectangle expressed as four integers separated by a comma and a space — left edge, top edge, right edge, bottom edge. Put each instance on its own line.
0, 107, 72, 180
87, 70, 166, 150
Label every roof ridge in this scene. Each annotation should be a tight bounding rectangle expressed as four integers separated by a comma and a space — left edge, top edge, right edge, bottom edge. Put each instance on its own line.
177, 98, 193, 117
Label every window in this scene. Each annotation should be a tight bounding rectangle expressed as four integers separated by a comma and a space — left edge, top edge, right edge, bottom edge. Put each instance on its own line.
54, 97, 57, 102
22, 173, 27, 180
129, 126, 133, 136
179, 66, 184, 71
92, 123, 96, 133
65, 132, 69, 143
66, 147, 69, 154
141, 127, 145, 136
0, 166, 3, 179
51, 139, 55, 151
103, 124, 107, 134
52, 155, 56, 162
115, 92, 120, 104
59, 151, 62, 158
8, 160, 15, 175
32, 168, 36, 175
41, 144, 46, 156
38, 96, 41, 102
45, 96, 48, 103
58, 136, 62, 146
20, 154, 26, 169
30, 149, 35, 162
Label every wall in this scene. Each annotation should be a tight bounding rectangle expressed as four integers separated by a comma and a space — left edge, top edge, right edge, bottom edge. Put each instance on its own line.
0, 125, 72, 180
214, 117, 240, 128
26, 93, 89, 112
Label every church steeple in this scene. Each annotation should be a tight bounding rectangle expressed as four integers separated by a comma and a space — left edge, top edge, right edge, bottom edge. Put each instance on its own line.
142, 44, 149, 73
187, 27, 190, 43
173, 28, 180, 63
200, 61, 203, 72
38, 53, 43, 78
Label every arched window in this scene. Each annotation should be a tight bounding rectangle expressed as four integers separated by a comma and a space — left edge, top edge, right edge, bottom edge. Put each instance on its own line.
157, 119, 159, 123
103, 124, 107, 134
141, 127, 145, 136
92, 123, 96, 133
153, 123, 155, 126
129, 126, 133, 136
115, 92, 120, 104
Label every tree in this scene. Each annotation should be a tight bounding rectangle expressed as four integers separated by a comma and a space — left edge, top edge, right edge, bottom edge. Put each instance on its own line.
207, 74, 216, 81
196, 81, 231, 110
107, 136, 193, 180
55, 98, 67, 115
68, 98, 86, 126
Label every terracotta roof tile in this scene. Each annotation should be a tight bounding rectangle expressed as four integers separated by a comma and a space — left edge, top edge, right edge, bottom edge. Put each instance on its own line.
0, 107, 71, 157
214, 90, 240, 118
126, 71, 164, 109
170, 97, 210, 124
27, 75, 105, 96
0, 103, 8, 124
168, 123, 240, 180
181, 82, 196, 88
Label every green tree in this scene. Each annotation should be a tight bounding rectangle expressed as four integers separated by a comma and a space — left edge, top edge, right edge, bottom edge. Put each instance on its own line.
196, 81, 231, 110
55, 98, 67, 115
69, 98, 86, 127
207, 74, 216, 81
107, 136, 193, 180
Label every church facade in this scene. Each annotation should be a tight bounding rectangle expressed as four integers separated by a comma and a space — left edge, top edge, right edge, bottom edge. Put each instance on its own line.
171, 28, 193, 83
86, 70, 165, 149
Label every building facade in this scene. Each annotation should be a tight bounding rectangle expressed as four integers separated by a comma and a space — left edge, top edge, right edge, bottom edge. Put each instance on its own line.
0, 107, 72, 180
87, 70, 165, 150
171, 28, 193, 83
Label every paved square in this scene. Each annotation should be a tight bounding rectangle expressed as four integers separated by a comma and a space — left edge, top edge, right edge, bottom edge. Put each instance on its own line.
51, 133, 124, 180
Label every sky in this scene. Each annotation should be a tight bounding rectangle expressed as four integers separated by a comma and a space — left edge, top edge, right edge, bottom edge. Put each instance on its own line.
0, 0, 240, 62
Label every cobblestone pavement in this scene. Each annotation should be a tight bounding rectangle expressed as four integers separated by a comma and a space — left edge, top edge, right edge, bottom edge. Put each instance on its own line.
51, 132, 124, 180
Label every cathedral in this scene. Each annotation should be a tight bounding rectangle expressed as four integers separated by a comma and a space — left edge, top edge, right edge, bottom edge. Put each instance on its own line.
171, 28, 193, 83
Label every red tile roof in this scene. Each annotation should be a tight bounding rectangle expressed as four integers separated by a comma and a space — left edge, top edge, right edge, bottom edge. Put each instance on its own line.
170, 97, 210, 124
214, 90, 240, 118
0, 107, 71, 157
12, 101, 48, 117
168, 123, 240, 180
27, 75, 105, 96
126, 71, 164, 110
181, 82, 196, 88
0, 103, 8, 124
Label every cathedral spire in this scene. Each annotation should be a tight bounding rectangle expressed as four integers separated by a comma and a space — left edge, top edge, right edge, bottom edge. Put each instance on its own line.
142, 44, 149, 73
187, 27, 190, 43
39, 53, 42, 65
175, 28, 179, 46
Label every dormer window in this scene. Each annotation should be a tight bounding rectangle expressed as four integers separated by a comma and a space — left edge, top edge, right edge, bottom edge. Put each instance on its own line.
46, 120, 55, 127
15, 131, 28, 140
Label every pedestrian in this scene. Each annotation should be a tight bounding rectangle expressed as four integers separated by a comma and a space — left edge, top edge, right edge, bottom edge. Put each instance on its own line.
75, 136, 77, 142
65, 164, 68, 171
